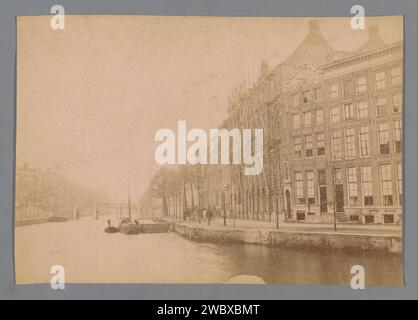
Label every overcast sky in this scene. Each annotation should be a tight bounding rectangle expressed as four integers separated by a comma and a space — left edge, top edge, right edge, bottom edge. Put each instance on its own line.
16, 16, 402, 203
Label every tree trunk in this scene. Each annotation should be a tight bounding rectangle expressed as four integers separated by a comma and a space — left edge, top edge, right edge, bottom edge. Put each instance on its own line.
162, 194, 168, 216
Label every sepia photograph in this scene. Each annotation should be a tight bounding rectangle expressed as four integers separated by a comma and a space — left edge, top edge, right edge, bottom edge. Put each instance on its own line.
15, 15, 403, 286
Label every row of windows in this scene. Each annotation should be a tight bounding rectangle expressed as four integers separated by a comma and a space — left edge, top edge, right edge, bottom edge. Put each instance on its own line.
290, 66, 402, 106
291, 92, 402, 129
294, 163, 402, 207
293, 120, 402, 159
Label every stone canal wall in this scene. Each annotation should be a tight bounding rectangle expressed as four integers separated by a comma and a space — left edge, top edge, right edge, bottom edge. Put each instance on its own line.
15, 217, 49, 227
168, 221, 402, 254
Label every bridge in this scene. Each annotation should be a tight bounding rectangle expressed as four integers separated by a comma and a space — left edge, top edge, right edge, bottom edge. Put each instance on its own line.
15, 204, 155, 226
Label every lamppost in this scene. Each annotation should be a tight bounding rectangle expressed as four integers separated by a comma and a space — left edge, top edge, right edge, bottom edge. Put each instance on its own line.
331, 160, 337, 232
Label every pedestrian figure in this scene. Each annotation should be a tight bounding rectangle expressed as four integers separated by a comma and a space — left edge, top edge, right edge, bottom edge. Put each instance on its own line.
207, 206, 213, 226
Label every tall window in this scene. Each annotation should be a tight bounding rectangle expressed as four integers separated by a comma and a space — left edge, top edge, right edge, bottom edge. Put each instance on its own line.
295, 172, 304, 204
331, 106, 340, 123
318, 169, 326, 185
375, 71, 386, 90
344, 103, 355, 121
317, 133, 325, 156
314, 88, 321, 101
292, 114, 300, 129
359, 125, 370, 157
390, 66, 401, 86
358, 101, 369, 118
304, 111, 312, 127
378, 122, 390, 155
356, 76, 367, 93
284, 162, 289, 180
303, 91, 311, 104
393, 119, 402, 153
291, 94, 299, 107
305, 135, 313, 157
306, 171, 315, 204
343, 79, 354, 97
334, 168, 342, 183
332, 130, 342, 160
294, 137, 302, 158
380, 164, 393, 206
361, 166, 373, 206
392, 93, 402, 113
376, 97, 387, 116
397, 163, 402, 205
329, 83, 339, 99
345, 128, 356, 159
347, 167, 359, 206
316, 109, 324, 125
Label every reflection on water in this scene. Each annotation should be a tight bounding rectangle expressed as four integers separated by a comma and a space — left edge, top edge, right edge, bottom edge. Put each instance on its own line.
15, 216, 402, 286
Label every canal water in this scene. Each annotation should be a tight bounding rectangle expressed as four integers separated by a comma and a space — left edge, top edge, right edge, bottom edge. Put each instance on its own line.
15, 216, 402, 286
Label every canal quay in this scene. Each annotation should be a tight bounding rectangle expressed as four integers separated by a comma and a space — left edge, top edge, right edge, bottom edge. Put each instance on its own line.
159, 216, 402, 254
15, 215, 402, 286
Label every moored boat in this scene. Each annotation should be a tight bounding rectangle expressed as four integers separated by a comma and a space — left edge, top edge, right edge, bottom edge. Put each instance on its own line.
118, 218, 141, 235
104, 220, 119, 233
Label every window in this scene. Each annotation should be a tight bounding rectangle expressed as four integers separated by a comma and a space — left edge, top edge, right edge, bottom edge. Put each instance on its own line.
344, 103, 355, 121
380, 164, 393, 206
292, 114, 300, 129
331, 106, 340, 123
314, 88, 321, 101
392, 93, 402, 113
347, 167, 358, 206
393, 119, 402, 153
343, 79, 354, 97
316, 109, 324, 125
384, 214, 395, 224
361, 166, 373, 206
306, 171, 315, 204
318, 169, 326, 185
356, 76, 367, 93
303, 111, 312, 127
376, 97, 387, 116
303, 91, 311, 104
305, 135, 313, 157
334, 167, 342, 183
358, 101, 369, 118
294, 137, 302, 158
390, 66, 401, 86
359, 125, 370, 157
378, 122, 390, 155
295, 172, 304, 204
397, 163, 402, 205
332, 130, 342, 160
329, 83, 338, 99
317, 133, 325, 156
365, 215, 374, 223
284, 162, 289, 180
375, 71, 386, 90
345, 127, 356, 159
291, 94, 299, 107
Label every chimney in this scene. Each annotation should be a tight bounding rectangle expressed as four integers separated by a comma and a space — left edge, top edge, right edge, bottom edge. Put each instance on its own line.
368, 25, 380, 40
308, 20, 320, 33
260, 60, 268, 77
